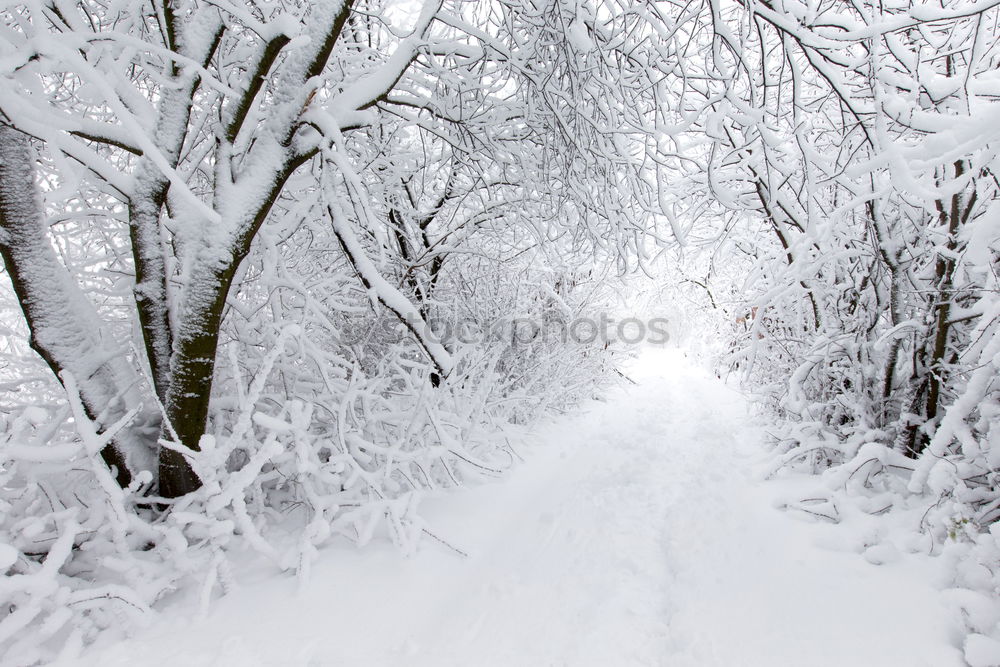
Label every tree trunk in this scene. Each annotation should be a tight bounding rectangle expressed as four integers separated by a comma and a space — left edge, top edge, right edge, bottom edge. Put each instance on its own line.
0, 125, 150, 487
916, 160, 973, 454
155, 258, 238, 498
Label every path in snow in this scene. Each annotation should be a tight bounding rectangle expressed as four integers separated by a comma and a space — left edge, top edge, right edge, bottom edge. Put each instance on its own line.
74, 348, 964, 667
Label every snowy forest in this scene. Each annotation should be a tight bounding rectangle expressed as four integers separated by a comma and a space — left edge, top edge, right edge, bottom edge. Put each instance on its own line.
0, 0, 998, 664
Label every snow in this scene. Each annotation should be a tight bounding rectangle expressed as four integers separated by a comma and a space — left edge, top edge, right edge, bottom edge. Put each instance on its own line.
567, 20, 595, 52
967, 634, 1000, 667
64, 349, 965, 667
0, 543, 17, 571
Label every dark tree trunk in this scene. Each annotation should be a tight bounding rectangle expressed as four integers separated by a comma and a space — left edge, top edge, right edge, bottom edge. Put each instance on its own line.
155, 261, 235, 498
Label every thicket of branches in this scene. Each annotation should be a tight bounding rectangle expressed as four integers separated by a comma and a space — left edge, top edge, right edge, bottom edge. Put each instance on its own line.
702, 0, 1000, 527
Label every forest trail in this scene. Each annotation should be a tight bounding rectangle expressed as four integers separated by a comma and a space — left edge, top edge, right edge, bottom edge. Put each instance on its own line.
74, 349, 964, 667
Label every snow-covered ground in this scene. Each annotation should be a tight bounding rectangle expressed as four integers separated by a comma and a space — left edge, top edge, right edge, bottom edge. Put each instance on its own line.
65, 349, 965, 666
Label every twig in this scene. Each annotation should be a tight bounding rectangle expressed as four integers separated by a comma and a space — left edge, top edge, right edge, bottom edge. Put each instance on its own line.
614, 368, 638, 385
422, 527, 469, 558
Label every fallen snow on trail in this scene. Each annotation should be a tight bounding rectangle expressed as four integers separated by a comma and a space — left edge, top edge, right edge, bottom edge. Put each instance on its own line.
67, 349, 964, 666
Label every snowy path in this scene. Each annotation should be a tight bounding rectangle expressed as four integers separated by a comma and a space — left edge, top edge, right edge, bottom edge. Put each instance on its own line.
75, 349, 964, 667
